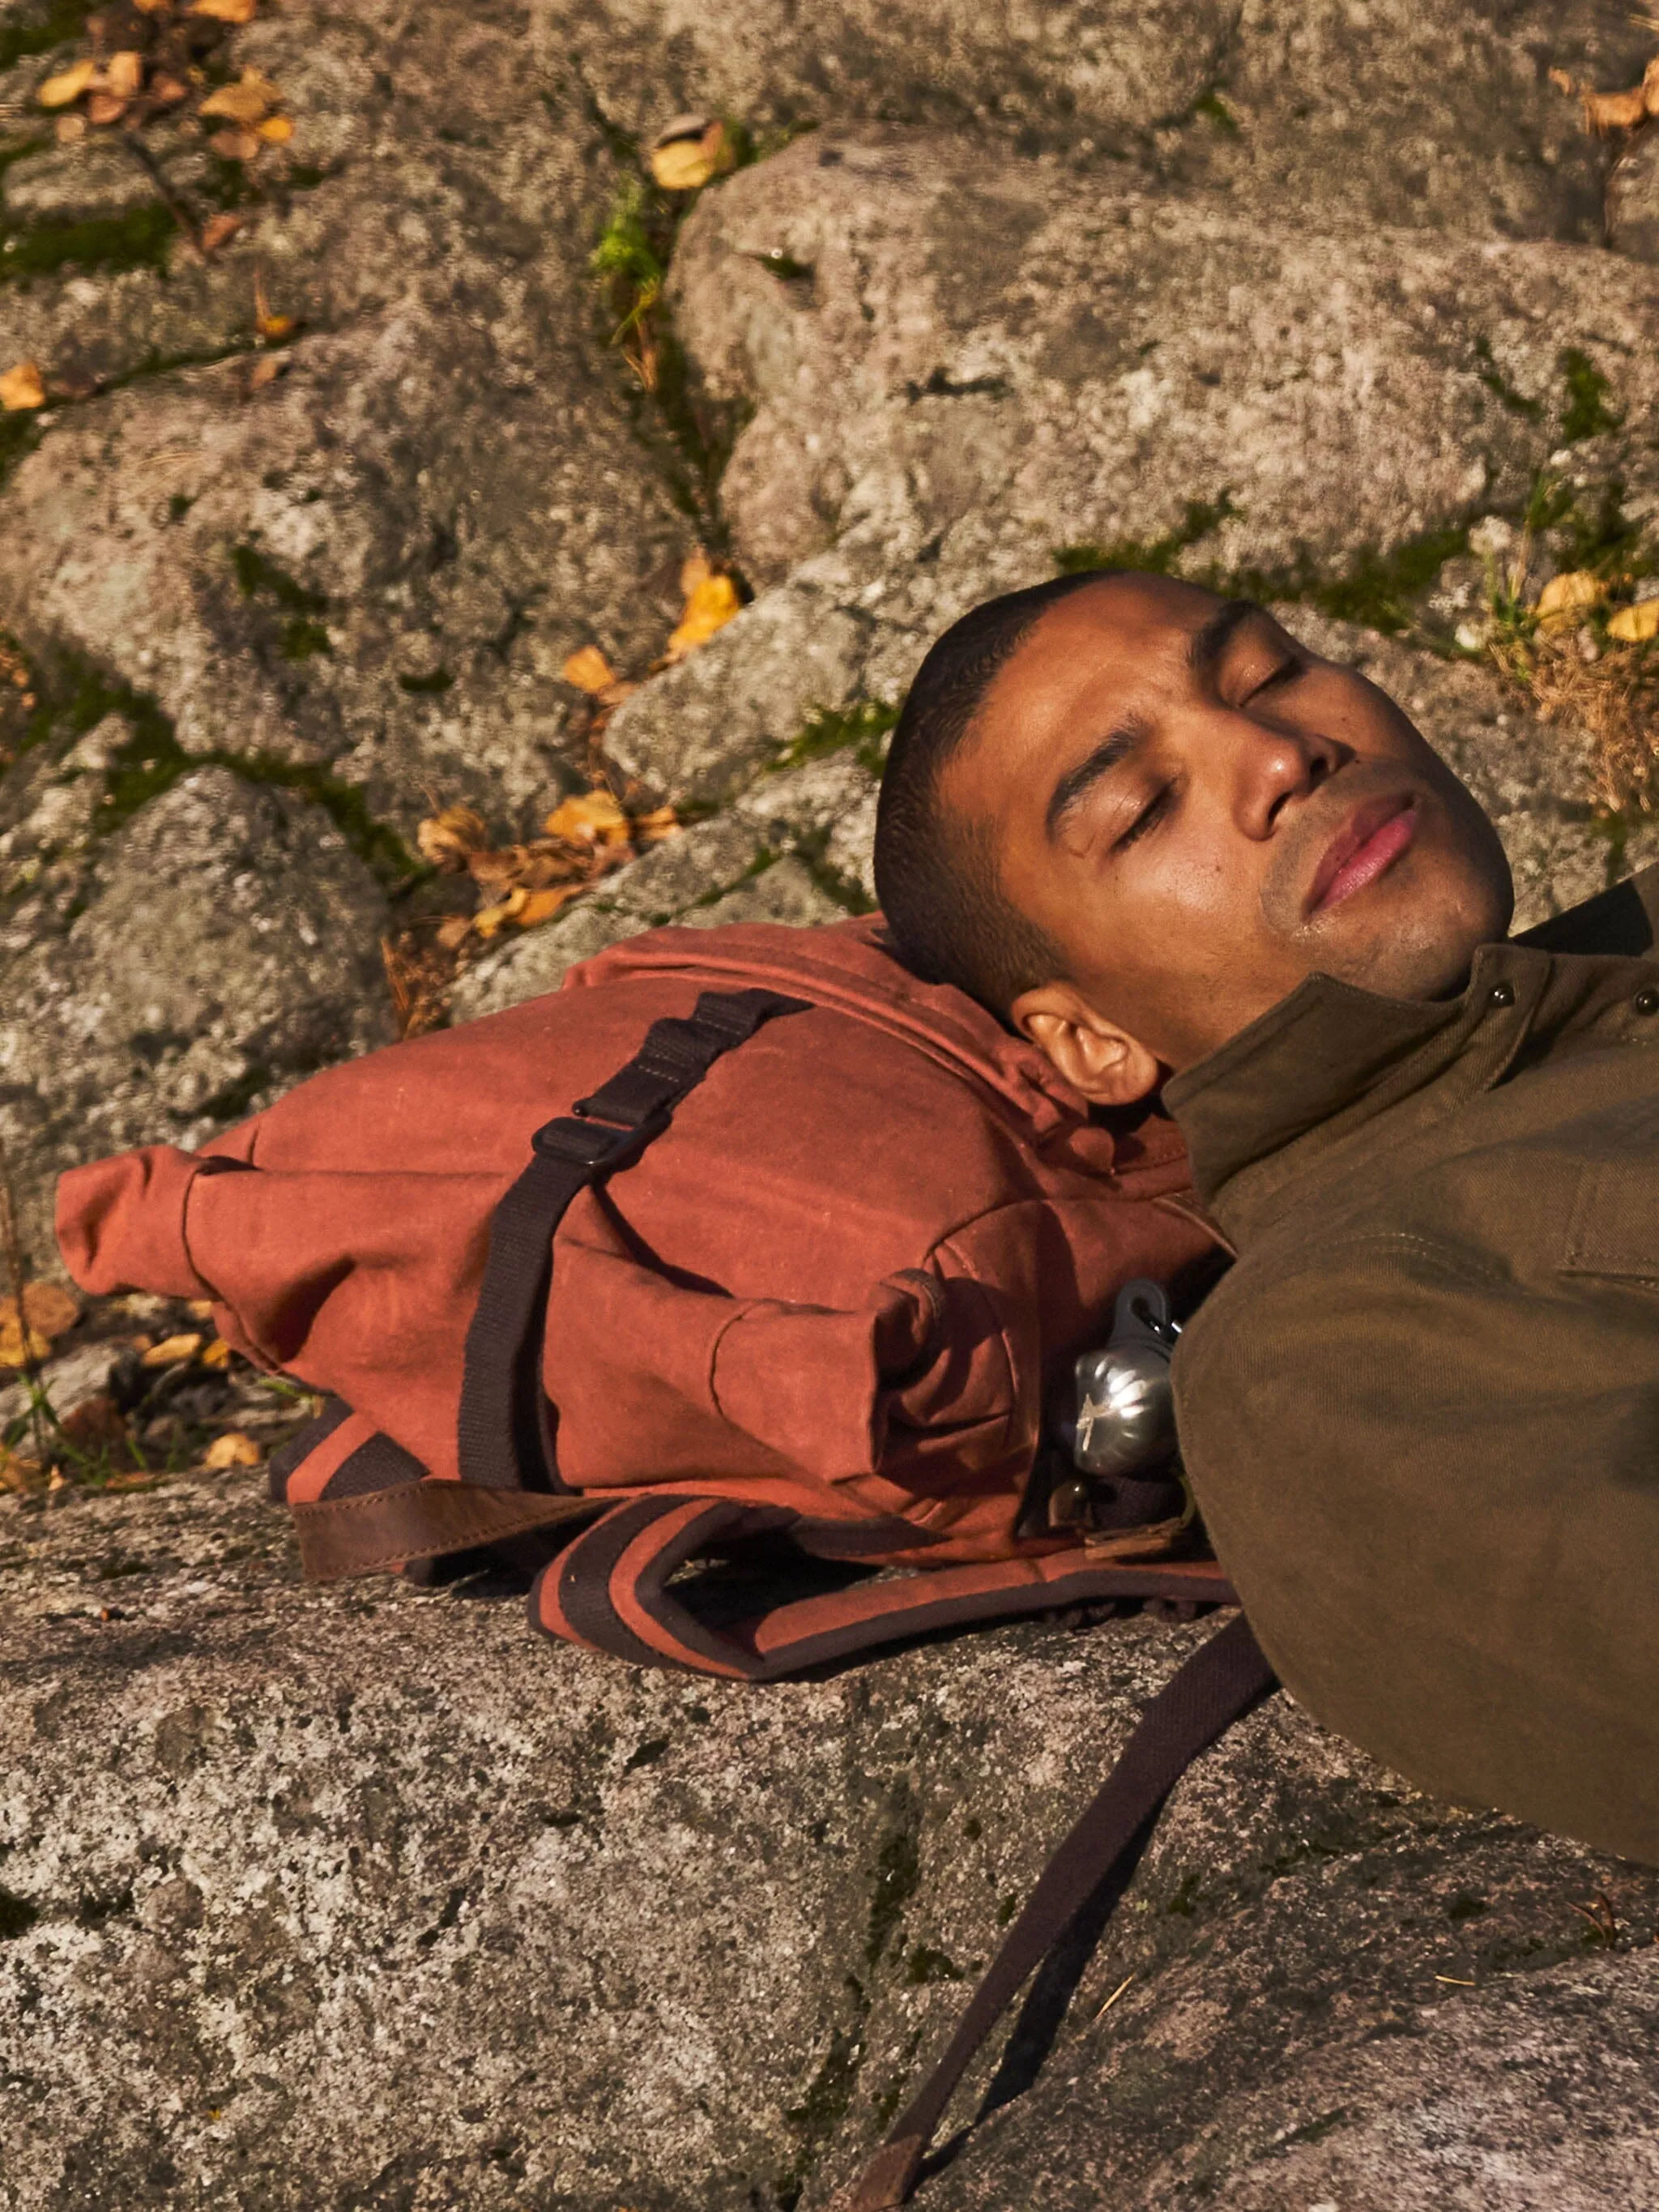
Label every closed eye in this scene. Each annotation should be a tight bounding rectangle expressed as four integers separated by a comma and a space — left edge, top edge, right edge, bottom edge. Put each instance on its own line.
1239, 655, 1306, 705
1115, 783, 1174, 850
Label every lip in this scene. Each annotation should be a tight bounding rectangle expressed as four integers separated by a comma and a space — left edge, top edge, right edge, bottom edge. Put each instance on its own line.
1307, 794, 1418, 914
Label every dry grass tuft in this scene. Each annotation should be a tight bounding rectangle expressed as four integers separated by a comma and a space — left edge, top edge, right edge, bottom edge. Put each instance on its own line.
1492, 629, 1659, 813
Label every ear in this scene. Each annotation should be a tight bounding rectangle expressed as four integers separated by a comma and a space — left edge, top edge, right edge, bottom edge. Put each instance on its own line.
1010, 981, 1163, 1107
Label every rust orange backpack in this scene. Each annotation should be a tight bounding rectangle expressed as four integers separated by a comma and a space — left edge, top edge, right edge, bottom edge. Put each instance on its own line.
56, 914, 1277, 2208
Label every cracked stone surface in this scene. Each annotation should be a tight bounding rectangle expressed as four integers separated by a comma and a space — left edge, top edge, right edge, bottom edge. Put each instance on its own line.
0, 767, 393, 1269
2, 1472, 1658, 2211
5, 0, 1659, 2198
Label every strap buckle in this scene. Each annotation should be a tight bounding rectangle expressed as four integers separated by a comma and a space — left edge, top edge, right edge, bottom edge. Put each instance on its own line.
531, 1108, 668, 1172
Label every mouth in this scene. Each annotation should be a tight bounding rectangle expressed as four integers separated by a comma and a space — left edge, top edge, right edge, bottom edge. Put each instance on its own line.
1307, 793, 1418, 915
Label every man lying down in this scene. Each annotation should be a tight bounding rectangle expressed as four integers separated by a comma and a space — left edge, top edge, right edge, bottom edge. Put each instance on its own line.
876, 569, 1659, 1866
58, 570, 1659, 1868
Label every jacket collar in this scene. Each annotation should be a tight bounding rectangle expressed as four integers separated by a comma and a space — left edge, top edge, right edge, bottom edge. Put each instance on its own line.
1165, 937, 1659, 1245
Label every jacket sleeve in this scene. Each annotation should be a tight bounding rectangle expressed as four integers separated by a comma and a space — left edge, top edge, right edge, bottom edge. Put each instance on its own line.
1174, 1233, 1659, 1867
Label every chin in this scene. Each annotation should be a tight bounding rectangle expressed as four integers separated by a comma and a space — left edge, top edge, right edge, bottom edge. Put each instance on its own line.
1340, 877, 1512, 1001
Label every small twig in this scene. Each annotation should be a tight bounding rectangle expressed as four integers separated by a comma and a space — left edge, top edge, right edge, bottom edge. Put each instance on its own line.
1092, 1972, 1135, 2022
1433, 1975, 1477, 1987
121, 131, 211, 259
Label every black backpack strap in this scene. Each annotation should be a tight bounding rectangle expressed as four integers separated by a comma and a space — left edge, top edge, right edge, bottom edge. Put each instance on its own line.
454, 987, 810, 1493
832, 1612, 1279, 2211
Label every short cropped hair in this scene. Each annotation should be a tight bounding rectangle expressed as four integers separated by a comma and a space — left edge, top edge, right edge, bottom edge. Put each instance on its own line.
875, 572, 1107, 1016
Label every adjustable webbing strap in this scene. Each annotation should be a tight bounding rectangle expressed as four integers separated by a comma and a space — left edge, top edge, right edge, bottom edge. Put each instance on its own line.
529, 1499, 1237, 1680
832, 1612, 1279, 2212
454, 986, 809, 1492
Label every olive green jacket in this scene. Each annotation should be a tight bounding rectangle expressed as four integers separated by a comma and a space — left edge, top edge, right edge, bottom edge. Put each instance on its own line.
1167, 867, 1659, 1864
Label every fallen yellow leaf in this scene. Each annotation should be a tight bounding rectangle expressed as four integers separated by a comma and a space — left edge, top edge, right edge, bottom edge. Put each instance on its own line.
186, 1298, 215, 1319
0, 1445, 45, 1495
544, 791, 631, 844
1609, 600, 1659, 643
254, 268, 295, 340
679, 549, 714, 597
87, 92, 129, 126
142, 1331, 203, 1367
561, 643, 619, 694
200, 70, 279, 124
0, 1321, 51, 1369
37, 58, 96, 108
515, 884, 583, 927
150, 71, 190, 105
667, 572, 742, 660
416, 804, 489, 869
244, 352, 287, 392
0, 361, 45, 412
257, 113, 293, 143
190, 0, 257, 19
203, 1430, 261, 1469
209, 127, 261, 160
471, 886, 529, 939
101, 49, 144, 98
649, 115, 732, 192
1534, 570, 1606, 631
434, 913, 474, 952
1648, 57, 1659, 118
1584, 84, 1648, 131
200, 1337, 233, 1369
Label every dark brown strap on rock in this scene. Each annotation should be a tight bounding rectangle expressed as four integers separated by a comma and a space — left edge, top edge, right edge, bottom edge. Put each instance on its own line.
832, 1612, 1279, 2211
292, 1480, 605, 1580
454, 986, 810, 1492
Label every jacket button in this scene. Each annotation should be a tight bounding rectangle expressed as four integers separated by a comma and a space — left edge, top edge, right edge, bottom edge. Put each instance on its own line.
1487, 981, 1516, 1009
1636, 988, 1659, 1016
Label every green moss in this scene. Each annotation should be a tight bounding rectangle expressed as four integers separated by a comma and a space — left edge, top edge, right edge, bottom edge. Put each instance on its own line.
773, 697, 898, 777
0, 203, 175, 288
1559, 348, 1622, 444
0, 0, 96, 75
1057, 500, 1469, 638
1055, 493, 1239, 579
902, 1943, 963, 1985
1192, 88, 1241, 134
231, 542, 328, 615
589, 177, 666, 295
1472, 336, 1542, 422
864, 1822, 921, 1969
279, 617, 331, 661
17, 646, 418, 884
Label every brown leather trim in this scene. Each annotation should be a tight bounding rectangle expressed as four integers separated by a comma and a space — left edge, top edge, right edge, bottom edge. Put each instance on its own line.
292, 1481, 604, 1581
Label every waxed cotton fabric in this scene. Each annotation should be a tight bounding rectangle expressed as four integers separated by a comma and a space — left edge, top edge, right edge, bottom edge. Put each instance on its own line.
1169, 867, 1659, 1865
57, 916, 1219, 1567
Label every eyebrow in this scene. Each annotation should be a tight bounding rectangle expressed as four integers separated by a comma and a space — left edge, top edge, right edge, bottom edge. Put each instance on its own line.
1044, 720, 1148, 842
1187, 597, 1263, 686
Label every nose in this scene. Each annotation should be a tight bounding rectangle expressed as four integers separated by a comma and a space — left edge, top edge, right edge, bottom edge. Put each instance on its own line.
1229, 718, 1350, 842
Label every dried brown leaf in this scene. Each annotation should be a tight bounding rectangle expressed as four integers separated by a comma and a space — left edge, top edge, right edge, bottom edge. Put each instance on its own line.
1583, 83, 1649, 130
198, 212, 242, 254
209, 126, 260, 160
38, 58, 97, 108
0, 1320, 51, 1369
416, 803, 488, 869
189, 0, 257, 20
515, 884, 584, 928
433, 913, 473, 953
149, 70, 190, 104
629, 805, 680, 846
0, 1445, 45, 1495
87, 91, 129, 124
0, 362, 46, 412
243, 352, 287, 392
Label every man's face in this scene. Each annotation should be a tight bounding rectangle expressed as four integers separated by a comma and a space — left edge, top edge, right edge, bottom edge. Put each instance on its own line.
945, 574, 1514, 1075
